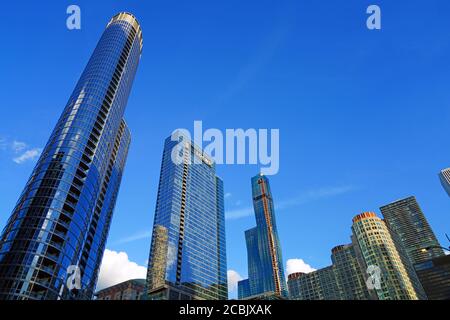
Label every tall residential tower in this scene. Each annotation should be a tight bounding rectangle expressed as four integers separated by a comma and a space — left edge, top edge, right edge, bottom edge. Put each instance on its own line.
145, 132, 227, 300
238, 175, 288, 300
0, 13, 142, 300
352, 212, 422, 300
380, 196, 444, 265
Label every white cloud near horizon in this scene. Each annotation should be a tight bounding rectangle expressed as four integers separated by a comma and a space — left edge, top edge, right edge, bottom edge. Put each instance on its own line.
227, 270, 243, 294
225, 185, 356, 220
286, 258, 316, 276
96, 249, 147, 291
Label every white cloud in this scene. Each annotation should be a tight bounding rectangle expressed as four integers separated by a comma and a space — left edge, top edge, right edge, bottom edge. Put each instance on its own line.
227, 269, 243, 293
225, 185, 356, 220
225, 192, 232, 198
13, 148, 42, 164
286, 258, 316, 276
96, 249, 147, 291
12, 140, 27, 153
0, 137, 42, 164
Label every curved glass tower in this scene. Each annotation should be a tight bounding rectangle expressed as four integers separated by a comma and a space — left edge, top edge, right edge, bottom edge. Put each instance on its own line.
0, 12, 142, 300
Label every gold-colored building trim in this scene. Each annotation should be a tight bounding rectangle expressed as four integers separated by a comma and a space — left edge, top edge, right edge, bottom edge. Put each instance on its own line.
107, 12, 143, 53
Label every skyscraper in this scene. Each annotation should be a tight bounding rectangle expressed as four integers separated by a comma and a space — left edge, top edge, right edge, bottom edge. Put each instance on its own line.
352, 212, 421, 300
0, 12, 142, 300
238, 174, 288, 300
380, 196, 444, 265
439, 168, 450, 197
145, 132, 227, 300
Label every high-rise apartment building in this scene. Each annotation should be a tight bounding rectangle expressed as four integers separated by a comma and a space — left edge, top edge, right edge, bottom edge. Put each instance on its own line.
0, 12, 142, 300
352, 212, 422, 300
145, 132, 227, 300
439, 168, 450, 197
238, 175, 288, 300
287, 243, 373, 301
287, 267, 340, 300
380, 196, 444, 265
331, 244, 373, 300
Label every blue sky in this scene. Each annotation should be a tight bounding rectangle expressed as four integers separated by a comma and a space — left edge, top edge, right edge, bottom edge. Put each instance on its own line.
0, 1, 449, 298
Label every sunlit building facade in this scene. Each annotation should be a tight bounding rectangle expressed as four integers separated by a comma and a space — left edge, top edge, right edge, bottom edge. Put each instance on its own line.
352, 212, 421, 300
331, 244, 373, 300
288, 243, 374, 301
145, 132, 227, 300
0, 13, 142, 300
287, 267, 340, 300
238, 175, 288, 299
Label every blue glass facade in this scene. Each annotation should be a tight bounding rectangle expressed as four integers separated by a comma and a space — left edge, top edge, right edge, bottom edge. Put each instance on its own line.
237, 278, 250, 299
146, 132, 228, 300
0, 13, 142, 300
238, 175, 288, 299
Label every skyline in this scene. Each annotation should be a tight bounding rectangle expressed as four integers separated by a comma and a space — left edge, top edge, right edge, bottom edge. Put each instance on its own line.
0, 1, 450, 299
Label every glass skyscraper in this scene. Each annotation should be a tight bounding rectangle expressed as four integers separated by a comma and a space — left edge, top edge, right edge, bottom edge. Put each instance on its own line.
439, 168, 450, 197
380, 196, 444, 265
145, 132, 227, 300
0, 12, 142, 300
238, 174, 288, 300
